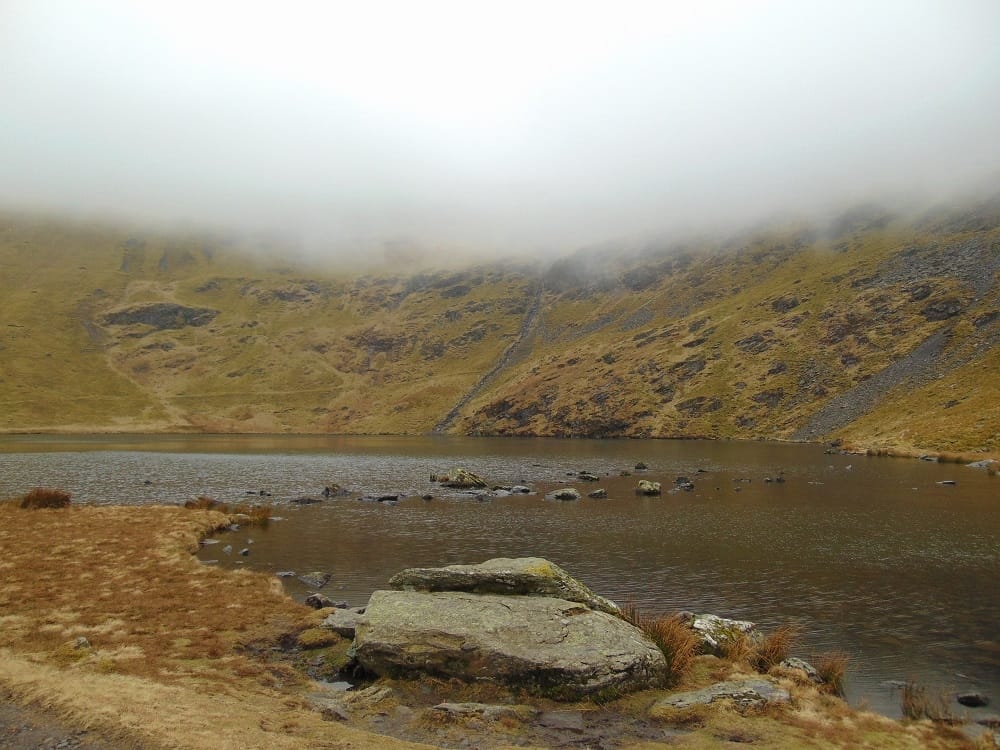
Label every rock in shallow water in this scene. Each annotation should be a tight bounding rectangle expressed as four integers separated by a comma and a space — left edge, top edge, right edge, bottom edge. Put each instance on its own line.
354, 590, 665, 699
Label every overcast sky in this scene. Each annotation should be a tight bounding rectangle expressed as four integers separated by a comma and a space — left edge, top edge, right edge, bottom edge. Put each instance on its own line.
2, 1, 999, 256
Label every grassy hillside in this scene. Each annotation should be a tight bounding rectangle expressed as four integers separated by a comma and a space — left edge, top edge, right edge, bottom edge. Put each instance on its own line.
1, 205, 997, 455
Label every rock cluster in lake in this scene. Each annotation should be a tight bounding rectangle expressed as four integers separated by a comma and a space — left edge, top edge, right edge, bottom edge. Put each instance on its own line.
342, 557, 665, 699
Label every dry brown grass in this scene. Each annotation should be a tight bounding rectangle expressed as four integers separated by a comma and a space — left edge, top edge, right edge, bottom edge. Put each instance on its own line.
751, 624, 800, 672
813, 652, 849, 696
15, 487, 72, 509
621, 604, 700, 687
184, 495, 272, 525
901, 681, 957, 722
0, 503, 426, 749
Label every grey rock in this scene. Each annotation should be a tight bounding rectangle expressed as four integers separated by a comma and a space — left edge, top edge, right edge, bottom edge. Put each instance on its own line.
389, 557, 621, 615
577, 472, 600, 482
975, 714, 1000, 727
587, 488, 608, 499
275, 570, 296, 578
354, 590, 664, 699
546, 487, 581, 501
222, 545, 232, 555
780, 657, 822, 683
679, 612, 757, 655
636, 480, 661, 496
299, 571, 332, 589
650, 679, 790, 714
321, 607, 366, 638
966, 459, 997, 470
510, 485, 532, 494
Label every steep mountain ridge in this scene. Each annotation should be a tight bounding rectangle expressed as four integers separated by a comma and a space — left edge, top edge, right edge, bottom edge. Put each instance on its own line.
1, 205, 997, 454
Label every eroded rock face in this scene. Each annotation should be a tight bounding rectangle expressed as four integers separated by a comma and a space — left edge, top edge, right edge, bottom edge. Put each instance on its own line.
354, 590, 664, 698
388, 557, 620, 615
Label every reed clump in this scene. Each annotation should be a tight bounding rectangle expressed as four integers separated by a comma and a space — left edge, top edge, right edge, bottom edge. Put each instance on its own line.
17, 487, 72, 509
900, 681, 956, 722
814, 651, 849, 696
750, 624, 801, 672
183, 496, 272, 525
622, 604, 700, 687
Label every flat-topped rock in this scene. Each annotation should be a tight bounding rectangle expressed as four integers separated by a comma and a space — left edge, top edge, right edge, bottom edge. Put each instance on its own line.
650, 679, 790, 716
388, 557, 620, 615
354, 590, 664, 699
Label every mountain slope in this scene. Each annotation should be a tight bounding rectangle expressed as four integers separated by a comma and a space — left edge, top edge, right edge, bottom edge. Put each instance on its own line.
1, 205, 997, 454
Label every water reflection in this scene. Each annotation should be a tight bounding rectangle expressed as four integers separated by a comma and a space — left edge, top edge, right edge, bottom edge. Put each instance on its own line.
0, 434, 997, 718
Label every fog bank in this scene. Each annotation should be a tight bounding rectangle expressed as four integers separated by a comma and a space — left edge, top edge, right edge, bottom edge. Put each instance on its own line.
2, 1, 999, 257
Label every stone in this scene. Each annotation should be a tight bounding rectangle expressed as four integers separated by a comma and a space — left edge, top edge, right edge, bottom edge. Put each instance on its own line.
354, 590, 664, 699
510, 485, 532, 494
587, 488, 608, 499
679, 612, 757, 655
292, 496, 322, 504
299, 571, 332, 589
433, 703, 537, 720
577, 472, 600, 482
635, 462, 649, 470
780, 657, 822, 683
388, 557, 621, 615
275, 570, 296, 578
957, 692, 990, 708
322, 607, 366, 638
439, 468, 488, 489
650, 679, 790, 715
306, 593, 335, 609
546, 488, 581, 501
636, 480, 661, 496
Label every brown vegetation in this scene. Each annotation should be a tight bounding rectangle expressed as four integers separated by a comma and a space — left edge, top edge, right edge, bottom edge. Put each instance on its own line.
183, 495, 273, 524
15, 487, 72, 509
901, 681, 957, 722
814, 651, 850, 696
621, 604, 700, 687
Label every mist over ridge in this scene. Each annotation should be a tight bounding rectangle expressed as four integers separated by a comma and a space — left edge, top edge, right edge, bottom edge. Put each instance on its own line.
3, 1, 1000, 260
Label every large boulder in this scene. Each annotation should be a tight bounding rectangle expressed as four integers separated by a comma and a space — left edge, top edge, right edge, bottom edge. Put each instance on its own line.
354, 590, 665, 698
389, 557, 620, 615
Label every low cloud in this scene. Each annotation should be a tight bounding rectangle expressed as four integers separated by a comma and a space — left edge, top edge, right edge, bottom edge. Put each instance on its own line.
2, 1, 999, 258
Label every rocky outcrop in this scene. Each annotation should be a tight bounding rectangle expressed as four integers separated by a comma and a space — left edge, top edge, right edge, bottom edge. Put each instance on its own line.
649, 679, 790, 715
389, 557, 621, 615
101, 302, 217, 330
354, 589, 664, 698
435, 468, 488, 489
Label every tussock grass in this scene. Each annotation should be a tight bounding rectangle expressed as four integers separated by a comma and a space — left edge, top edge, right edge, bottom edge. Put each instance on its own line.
621, 604, 700, 687
751, 624, 801, 672
814, 651, 849, 696
16, 487, 72, 509
901, 681, 956, 722
183, 496, 272, 525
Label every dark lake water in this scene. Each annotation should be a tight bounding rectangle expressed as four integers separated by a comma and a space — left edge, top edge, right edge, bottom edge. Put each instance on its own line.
1, 434, 997, 719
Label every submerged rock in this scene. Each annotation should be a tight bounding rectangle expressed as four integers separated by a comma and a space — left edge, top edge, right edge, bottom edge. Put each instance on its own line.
957, 692, 990, 708
354, 590, 664, 699
636, 480, 661, 496
546, 488, 581, 501
388, 557, 621, 615
587, 488, 608, 499
299, 571, 332, 589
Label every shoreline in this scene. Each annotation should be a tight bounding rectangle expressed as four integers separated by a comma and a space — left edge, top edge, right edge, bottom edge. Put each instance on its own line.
0, 502, 992, 749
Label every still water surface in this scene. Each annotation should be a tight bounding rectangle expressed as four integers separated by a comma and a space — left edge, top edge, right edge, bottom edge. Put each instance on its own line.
1, 434, 997, 718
